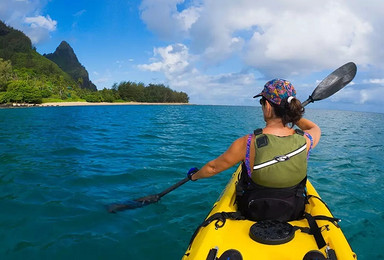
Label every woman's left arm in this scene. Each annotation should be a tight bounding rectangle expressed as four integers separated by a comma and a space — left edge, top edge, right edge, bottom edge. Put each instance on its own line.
190, 136, 247, 181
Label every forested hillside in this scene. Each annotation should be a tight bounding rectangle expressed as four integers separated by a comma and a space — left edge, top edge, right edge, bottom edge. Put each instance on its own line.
0, 20, 189, 104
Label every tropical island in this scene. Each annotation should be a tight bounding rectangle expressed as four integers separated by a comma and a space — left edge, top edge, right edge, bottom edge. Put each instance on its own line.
0, 20, 189, 106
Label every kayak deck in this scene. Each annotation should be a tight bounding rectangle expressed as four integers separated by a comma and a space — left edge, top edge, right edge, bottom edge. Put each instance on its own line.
183, 165, 356, 260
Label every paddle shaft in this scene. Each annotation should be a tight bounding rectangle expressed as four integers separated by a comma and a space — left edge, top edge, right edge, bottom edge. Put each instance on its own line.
301, 98, 313, 107
157, 177, 190, 198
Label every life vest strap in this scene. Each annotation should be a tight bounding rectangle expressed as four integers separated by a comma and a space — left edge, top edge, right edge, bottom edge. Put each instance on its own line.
253, 144, 307, 170
304, 212, 326, 249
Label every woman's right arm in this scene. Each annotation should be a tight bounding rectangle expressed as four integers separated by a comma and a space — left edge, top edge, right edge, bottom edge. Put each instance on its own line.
296, 118, 321, 149
189, 136, 247, 181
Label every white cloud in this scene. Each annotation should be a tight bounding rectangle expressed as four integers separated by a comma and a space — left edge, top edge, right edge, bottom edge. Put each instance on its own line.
138, 43, 257, 104
138, 44, 195, 79
330, 82, 384, 106
73, 9, 86, 17
360, 90, 370, 104
364, 79, 384, 85
0, 0, 38, 21
0, 0, 56, 44
23, 15, 57, 43
138, 0, 384, 109
358, 87, 384, 105
140, 0, 201, 40
24, 15, 57, 31
243, 2, 372, 77
184, 0, 374, 77
139, 0, 382, 75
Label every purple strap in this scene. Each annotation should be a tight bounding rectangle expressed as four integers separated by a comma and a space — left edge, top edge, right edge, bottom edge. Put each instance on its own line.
245, 134, 253, 177
304, 132, 313, 159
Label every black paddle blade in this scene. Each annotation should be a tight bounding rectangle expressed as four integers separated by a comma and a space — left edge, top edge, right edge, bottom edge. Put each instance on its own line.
302, 62, 357, 106
107, 194, 160, 213
107, 177, 189, 213
107, 201, 144, 213
311, 62, 357, 101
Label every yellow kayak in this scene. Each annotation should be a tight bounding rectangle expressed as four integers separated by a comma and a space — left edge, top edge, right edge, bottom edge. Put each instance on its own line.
182, 165, 356, 260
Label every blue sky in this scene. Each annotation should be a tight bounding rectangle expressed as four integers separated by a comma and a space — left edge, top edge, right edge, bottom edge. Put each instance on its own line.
1, 0, 384, 113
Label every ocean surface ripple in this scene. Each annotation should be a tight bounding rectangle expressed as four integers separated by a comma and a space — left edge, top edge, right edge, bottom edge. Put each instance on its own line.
0, 105, 383, 259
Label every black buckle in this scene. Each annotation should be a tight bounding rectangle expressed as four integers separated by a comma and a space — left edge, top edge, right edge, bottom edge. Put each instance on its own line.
274, 155, 290, 162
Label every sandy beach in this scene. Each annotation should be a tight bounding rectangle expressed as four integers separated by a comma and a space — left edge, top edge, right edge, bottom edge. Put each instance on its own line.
38, 102, 190, 107
0, 101, 193, 108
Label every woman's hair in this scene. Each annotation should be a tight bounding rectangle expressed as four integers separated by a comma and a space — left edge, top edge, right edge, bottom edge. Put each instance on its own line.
263, 97, 304, 127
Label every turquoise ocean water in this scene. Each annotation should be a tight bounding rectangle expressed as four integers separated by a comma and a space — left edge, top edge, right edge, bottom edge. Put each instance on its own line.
0, 105, 383, 259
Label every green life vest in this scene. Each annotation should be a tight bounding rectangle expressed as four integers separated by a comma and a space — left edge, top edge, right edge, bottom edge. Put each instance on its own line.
251, 130, 307, 188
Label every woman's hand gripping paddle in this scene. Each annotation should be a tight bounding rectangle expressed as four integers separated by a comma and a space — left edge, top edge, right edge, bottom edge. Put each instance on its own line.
107, 62, 357, 213
301, 62, 357, 107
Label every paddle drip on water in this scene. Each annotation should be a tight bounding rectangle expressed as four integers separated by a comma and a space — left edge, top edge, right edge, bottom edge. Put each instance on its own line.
107, 177, 189, 213
107, 201, 144, 213
107, 194, 161, 213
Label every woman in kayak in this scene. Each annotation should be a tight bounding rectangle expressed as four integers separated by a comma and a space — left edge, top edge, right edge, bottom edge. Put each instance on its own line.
188, 79, 321, 221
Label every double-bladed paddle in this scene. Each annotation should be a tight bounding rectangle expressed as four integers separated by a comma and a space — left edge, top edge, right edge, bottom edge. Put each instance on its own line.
107, 61, 357, 213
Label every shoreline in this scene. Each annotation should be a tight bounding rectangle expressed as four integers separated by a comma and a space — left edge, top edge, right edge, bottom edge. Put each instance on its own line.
40, 101, 191, 107
1, 101, 192, 108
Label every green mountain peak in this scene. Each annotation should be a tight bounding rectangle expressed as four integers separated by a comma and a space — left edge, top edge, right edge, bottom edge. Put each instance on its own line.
44, 41, 97, 91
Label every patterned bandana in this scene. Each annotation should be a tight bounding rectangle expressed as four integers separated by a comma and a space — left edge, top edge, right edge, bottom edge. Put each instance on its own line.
253, 79, 296, 105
